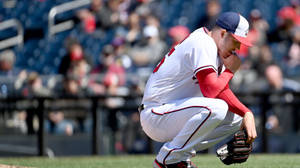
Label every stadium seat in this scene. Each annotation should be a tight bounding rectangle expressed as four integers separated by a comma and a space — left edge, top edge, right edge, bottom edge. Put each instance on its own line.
0, 0, 295, 75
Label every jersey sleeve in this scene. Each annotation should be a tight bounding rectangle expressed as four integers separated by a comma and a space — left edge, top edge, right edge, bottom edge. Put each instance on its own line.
196, 69, 250, 117
189, 33, 218, 76
217, 84, 250, 117
196, 68, 234, 98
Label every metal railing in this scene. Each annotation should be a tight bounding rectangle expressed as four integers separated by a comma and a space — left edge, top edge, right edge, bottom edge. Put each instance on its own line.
0, 94, 141, 156
0, 91, 300, 156
48, 0, 91, 37
0, 19, 24, 50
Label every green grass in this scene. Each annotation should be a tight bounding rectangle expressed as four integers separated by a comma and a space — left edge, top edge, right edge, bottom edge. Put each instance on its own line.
0, 154, 300, 168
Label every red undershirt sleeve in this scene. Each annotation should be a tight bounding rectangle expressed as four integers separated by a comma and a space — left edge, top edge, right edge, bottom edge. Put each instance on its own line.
196, 68, 250, 117
196, 68, 234, 98
217, 84, 250, 116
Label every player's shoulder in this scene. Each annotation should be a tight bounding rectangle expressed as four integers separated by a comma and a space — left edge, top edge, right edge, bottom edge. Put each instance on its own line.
188, 27, 216, 49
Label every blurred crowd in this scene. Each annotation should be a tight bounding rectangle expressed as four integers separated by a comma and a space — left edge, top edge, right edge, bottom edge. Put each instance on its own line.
0, 0, 300, 153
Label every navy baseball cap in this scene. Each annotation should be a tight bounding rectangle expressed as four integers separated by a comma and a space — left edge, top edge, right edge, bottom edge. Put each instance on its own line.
216, 12, 253, 47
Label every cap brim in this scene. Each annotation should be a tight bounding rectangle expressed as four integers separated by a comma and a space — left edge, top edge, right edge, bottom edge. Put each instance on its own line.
231, 34, 253, 47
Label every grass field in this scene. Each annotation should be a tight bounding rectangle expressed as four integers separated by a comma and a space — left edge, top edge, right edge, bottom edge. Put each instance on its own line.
0, 154, 300, 168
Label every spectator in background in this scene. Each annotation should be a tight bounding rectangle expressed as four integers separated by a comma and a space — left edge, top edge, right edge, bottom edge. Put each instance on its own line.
5, 110, 27, 134
52, 74, 89, 133
58, 38, 92, 76
238, 9, 269, 58
284, 27, 300, 77
168, 25, 190, 48
89, 44, 128, 153
264, 64, 300, 92
0, 49, 27, 96
232, 44, 274, 92
232, 10, 270, 91
266, 1, 298, 73
118, 12, 164, 47
196, 0, 221, 30
111, 36, 132, 71
263, 64, 300, 152
21, 72, 53, 135
0, 49, 18, 76
145, 14, 167, 42
278, 0, 300, 27
248, 44, 273, 77
117, 0, 132, 26
145, 14, 161, 29
286, 27, 300, 67
260, 64, 300, 131
0, 50, 30, 133
90, 0, 121, 30
89, 44, 127, 134
124, 12, 142, 46
248, 9, 270, 46
90, 44, 126, 95
121, 110, 150, 154
88, 45, 113, 95
129, 25, 167, 69
132, 0, 164, 22
22, 72, 52, 97
67, 58, 91, 92
45, 111, 74, 136
267, 0, 298, 43
61, 74, 85, 97
77, 9, 96, 34
267, 0, 300, 77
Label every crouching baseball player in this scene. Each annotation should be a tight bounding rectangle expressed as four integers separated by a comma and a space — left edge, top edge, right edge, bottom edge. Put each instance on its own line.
138, 12, 257, 168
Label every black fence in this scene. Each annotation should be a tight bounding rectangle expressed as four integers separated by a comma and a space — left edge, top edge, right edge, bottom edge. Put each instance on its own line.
0, 91, 300, 156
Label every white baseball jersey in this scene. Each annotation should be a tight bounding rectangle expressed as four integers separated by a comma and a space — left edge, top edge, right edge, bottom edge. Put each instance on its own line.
142, 27, 223, 105
139, 27, 242, 165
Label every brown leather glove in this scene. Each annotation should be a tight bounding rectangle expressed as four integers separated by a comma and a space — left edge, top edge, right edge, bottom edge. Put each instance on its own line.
216, 130, 253, 165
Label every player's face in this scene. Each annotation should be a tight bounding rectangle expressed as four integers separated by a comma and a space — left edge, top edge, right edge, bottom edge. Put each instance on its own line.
219, 32, 241, 58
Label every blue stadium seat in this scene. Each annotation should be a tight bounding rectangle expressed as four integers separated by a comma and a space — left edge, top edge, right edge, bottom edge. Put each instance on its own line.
12, 1, 29, 18
253, 0, 279, 29
1, 0, 295, 75
270, 42, 289, 63
277, 0, 290, 7
181, 1, 206, 30
17, 0, 53, 29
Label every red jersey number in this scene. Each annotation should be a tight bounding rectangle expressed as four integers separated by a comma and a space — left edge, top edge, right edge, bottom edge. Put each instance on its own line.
153, 35, 189, 73
153, 48, 175, 73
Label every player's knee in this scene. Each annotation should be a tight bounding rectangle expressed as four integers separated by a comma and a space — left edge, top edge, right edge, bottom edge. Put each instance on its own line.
214, 99, 228, 121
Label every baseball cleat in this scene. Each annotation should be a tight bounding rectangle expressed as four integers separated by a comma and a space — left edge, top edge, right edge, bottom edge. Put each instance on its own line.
153, 159, 198, 168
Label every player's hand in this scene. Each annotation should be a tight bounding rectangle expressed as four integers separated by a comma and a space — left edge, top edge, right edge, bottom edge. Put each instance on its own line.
222, 52, 241, 73
242, 112, 257, 144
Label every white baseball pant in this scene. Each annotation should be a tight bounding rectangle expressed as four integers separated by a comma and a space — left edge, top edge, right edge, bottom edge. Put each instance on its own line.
140, 97, 243, 165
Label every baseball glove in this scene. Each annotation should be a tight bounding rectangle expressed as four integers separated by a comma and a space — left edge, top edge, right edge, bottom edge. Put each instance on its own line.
216, 130, 252, 165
